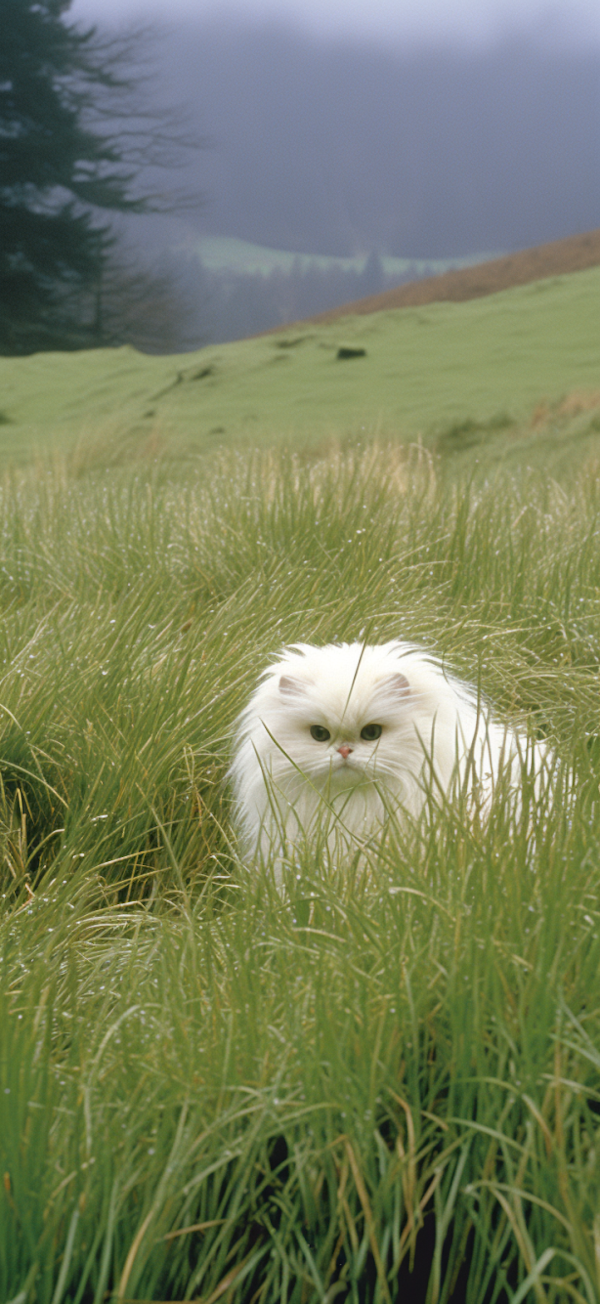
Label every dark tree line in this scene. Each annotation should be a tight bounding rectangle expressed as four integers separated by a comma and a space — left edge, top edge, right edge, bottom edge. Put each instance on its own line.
0, 0, 200, 355
195, 252, 415, 344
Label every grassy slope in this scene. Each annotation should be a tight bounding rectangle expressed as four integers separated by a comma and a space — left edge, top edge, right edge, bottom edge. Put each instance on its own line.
1, 265, 600, 1301
0, 265, 598, 471
2, 444, 600, 1301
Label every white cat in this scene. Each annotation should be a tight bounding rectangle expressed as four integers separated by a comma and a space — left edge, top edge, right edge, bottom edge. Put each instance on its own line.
230, 640, 549, 871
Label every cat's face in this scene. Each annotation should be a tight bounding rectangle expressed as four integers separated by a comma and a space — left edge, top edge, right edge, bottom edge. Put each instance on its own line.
254, 644, 412, 791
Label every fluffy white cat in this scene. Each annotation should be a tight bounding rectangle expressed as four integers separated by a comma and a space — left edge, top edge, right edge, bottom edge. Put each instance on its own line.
230, 640, 549, 870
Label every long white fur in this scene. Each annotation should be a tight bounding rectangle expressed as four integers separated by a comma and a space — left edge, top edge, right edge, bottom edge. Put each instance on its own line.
230, 640, 548, 867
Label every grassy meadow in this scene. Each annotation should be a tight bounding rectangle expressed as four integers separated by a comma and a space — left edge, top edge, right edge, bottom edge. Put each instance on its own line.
2, 425, 600, 1302
0, 264, 598, 470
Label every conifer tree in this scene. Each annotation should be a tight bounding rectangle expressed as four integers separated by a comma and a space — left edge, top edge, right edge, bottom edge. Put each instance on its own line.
0, 0, 194, 354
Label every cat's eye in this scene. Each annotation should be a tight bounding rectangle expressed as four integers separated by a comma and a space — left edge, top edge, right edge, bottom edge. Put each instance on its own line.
360, 723, 382, 741
310, 725, 331, 742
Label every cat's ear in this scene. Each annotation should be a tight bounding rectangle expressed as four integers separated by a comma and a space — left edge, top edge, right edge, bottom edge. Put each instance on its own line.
385, 672, 410, 697
279, 675, 309, 696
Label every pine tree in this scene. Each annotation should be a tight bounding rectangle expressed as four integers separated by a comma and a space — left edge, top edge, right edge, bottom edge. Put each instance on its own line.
0, 0, 193, 354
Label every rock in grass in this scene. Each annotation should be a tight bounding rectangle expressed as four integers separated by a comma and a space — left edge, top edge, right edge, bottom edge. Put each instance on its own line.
336, 345, 367, 360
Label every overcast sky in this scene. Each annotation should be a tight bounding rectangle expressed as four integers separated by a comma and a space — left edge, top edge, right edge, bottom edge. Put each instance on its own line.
71, 0, 600, 48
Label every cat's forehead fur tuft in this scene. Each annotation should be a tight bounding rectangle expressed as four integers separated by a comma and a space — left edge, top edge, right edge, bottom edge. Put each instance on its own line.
256, 640, 423, 731
268, 640, 420, 684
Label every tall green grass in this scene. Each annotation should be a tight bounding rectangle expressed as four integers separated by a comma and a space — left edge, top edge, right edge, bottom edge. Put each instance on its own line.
2, 440, 600, 1302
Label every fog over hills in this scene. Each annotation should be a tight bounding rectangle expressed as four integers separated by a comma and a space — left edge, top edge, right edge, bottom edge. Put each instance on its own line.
91, 19, 600, 345
152, 21, 600, 259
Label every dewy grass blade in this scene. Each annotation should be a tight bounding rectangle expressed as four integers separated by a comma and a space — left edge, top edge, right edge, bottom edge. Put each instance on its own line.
49, 1208, 79, 1304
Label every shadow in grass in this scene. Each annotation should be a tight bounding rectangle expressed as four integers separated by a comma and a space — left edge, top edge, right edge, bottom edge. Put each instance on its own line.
436, 412, 515, 452
145, 1131, 517, 1304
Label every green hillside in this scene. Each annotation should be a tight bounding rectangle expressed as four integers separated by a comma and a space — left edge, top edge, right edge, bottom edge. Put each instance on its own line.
3, 263, 600, 1301
3, 442, 600, 1302
0, 264, 598, 472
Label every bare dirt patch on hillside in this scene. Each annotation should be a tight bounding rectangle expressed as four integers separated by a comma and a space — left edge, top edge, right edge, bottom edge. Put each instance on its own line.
284, 228, 600, 328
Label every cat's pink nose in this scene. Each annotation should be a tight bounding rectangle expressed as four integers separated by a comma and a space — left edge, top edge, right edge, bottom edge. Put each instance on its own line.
337, 744, 353, 759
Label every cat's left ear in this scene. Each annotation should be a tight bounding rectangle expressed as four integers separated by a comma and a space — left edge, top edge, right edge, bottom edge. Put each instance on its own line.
279, 675, 309, 696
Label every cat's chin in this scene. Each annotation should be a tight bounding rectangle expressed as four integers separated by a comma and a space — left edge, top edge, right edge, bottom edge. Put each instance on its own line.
319, 765, 372, 794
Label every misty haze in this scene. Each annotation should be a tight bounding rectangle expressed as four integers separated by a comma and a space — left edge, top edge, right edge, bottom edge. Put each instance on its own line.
95, 20, 600, 345
169, 22, 599, 257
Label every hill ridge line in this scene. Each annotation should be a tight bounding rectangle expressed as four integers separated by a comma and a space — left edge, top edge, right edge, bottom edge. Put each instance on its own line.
263, 228, 600, 332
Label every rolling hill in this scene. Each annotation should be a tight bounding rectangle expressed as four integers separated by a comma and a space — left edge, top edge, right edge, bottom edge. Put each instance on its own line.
0, 231, 599, 475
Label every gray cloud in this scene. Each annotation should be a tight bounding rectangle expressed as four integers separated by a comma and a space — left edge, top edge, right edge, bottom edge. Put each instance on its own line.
71, 0, 600, 48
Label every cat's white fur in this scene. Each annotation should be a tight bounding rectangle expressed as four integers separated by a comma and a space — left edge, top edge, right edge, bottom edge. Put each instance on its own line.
230, 640, 548, 869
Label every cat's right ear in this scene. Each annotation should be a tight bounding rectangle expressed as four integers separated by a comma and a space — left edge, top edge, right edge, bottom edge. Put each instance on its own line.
386, 672, 411, 697
279, 675, 308, 696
